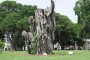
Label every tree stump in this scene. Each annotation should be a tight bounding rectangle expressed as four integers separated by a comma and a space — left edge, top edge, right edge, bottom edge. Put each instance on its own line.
23, 0, 55, 54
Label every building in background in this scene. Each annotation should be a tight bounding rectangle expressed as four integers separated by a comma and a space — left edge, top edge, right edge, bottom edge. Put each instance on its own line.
84, 39, 90, 50
4, 34, 12, 51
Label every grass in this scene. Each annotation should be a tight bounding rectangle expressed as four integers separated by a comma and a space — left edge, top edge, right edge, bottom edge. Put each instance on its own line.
0, 50, 90, 60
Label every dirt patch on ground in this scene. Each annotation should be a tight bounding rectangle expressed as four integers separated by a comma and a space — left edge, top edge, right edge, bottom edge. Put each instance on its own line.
19, 53, 64, 56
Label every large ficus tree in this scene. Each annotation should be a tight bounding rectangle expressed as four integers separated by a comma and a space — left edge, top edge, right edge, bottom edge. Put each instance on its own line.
0, 1, 37, 50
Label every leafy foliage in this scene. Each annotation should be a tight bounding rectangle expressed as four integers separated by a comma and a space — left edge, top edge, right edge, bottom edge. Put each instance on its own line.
55, 13, 74, 49
55, 13, 85, 49
0, 39, 4, 47
0, 1, 37, 50
28, 34, 39, 54
74, 0, 90, 39
0, 0, 87, 51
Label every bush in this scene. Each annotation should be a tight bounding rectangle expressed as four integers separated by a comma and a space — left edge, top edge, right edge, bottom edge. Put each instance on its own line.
0, 39, 4, 53
28, 34, 39, 54
0, 39, 4, 47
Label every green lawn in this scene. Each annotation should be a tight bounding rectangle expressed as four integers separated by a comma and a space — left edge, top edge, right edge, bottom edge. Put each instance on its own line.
0, 50, 90, 60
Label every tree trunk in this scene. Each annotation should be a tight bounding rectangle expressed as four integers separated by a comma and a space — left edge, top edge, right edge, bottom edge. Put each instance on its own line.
28, 0, 55, 54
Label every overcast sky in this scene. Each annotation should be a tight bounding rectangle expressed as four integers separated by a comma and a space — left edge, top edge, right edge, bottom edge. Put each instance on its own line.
0, 0, 78, 23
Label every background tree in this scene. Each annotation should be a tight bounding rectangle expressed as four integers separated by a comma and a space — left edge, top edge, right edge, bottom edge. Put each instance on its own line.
69, 23, 85, 46
74, 0, 90, 39
54, 12, 85, 50
55, 13, 73, 50
0, 1, 37, 50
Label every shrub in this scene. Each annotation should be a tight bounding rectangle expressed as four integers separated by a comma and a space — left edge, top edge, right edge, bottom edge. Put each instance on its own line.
0, 39, 4, 53
0, 39, 4, 47
28, 34, 39, 54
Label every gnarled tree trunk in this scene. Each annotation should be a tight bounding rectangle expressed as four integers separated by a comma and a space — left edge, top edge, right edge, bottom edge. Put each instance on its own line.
24, 0, 55, 54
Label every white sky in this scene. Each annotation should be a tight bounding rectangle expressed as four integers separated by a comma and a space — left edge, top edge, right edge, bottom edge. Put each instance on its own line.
0, 0, 78, 23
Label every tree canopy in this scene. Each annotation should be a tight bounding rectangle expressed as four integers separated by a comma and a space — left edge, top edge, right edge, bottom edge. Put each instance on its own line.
0, 1, 37, 50
0, 0, 86, 50
74, 0, 90, 39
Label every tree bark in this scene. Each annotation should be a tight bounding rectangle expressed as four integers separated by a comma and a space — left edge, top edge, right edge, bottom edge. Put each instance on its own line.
26, 0, 55, 54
